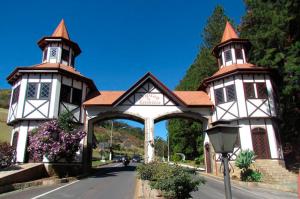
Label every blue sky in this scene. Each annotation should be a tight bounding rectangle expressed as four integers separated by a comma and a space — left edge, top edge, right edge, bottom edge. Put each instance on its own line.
0, 0, 245, 139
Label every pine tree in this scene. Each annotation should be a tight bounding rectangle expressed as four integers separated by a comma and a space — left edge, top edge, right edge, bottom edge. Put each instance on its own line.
168, 5, 231, 160
240, 0, 300, 165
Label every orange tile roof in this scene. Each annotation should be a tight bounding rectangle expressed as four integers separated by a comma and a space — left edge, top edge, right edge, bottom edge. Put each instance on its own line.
173, 91, 213, 106
30, 63, 82, 76
83, 91, 212, 107
7, 63, 97, 90
84, 91, 125, 106
221, 21, 239, 43
202, 63, 270, 85
52, 19, 70, 40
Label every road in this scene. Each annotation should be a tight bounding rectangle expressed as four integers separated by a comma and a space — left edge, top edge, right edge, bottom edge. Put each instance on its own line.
192, 175, 298, 199
0, 163, 297, 199
0, 163, 137, 199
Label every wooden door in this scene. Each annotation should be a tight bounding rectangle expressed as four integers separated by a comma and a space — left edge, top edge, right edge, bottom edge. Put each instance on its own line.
251, 128, 271, 159
205, 143, 212, 173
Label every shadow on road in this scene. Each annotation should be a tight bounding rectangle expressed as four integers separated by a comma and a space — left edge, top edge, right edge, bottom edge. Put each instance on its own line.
89, 165, 136, 179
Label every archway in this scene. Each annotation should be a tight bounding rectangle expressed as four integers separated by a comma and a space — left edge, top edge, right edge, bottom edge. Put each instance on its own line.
82, 73, 213, 171
153, 112, 208, 166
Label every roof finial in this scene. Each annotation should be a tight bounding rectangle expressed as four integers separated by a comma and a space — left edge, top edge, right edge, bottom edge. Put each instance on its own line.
221, 21, 238, 43
52, 19, 70, 40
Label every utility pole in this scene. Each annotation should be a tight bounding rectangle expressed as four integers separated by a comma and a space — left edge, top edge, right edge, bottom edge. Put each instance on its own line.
167, 131, 170, 162
109, 120, 114, 161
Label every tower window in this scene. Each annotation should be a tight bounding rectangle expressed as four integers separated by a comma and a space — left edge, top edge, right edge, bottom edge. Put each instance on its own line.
224, 50, 232, 62
50, 48, 58, 58
226, 85, 236, 102
40, 83, 51, 99
43, 48, 48, 61
60, 84, 72, 103
12, 85, 20, 104
235, 49, 243, 60
244, 83, 255, 99
71, 56, 75, 66
72, 88, 82, 105
61, 49, 70, 64
256, 83, 268, 99
214, 88, 225, 105
26, 83, 38, 99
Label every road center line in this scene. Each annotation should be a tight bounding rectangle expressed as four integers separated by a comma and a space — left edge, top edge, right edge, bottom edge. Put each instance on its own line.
31, 180, 80, 199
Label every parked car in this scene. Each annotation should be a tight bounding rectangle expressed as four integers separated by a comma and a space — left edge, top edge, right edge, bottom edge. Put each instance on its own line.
132, 155, 141, 163
112, 156, 122, 162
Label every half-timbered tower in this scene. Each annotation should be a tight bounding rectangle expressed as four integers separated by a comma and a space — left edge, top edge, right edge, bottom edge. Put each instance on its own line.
202, 22, 283, 172
6, 20, 97, 163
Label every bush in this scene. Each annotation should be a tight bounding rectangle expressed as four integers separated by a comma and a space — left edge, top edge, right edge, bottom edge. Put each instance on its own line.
137, 162, 205, 199
194, 156, 204, 165
27, 112, 86, 162
0, 142, 15, 169
235, 149, 255, 170
171, 154, 182, 162
235, 150, 262, 182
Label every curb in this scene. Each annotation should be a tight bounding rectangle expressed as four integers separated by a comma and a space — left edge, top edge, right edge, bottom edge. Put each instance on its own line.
0, 162, 114, 195
0, 177, 73, 194
198, 171, 297, 193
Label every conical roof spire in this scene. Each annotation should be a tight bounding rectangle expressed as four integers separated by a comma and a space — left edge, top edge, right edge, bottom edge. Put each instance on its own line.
52, 19, 70, 40
221, 21, 238, 43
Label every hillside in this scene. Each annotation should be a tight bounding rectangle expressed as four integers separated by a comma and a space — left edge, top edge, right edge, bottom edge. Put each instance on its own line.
0, 89, 10, 109
0, 108, 12, 142
94, 121, 144, 155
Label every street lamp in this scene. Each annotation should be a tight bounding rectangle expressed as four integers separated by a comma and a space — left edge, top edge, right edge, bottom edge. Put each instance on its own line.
205, 121, 239, 199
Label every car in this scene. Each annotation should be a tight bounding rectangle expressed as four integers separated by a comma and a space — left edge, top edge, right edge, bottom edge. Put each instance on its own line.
132, 155, 141, 163
112, 156, 122, 163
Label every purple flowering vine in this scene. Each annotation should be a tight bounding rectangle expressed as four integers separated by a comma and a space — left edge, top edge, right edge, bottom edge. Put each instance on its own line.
27, 119, 86, 162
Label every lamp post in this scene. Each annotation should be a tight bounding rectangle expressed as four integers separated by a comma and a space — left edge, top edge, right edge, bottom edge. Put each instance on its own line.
205, 121, 239, 199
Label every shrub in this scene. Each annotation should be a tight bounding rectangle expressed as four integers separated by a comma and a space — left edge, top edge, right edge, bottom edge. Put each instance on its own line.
137, 162, 205, 199
194, 156, 204, 165
235, 149, 255, 170
235, 150, 262, 182
0, 141, 15, 169
171, 154, 182, 162
27, 113, 86, 162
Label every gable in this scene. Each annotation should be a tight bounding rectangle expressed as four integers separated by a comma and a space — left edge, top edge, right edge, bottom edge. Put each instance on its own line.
120, 80, 176, 106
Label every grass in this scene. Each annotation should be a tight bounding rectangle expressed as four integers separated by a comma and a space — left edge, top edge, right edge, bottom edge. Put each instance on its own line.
92, 160, 112, 167
0, 108, 12, 142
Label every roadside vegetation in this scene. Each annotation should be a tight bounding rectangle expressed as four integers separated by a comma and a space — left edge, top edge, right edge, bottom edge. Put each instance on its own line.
235, 150, 262, 182
137, 162, 205, 199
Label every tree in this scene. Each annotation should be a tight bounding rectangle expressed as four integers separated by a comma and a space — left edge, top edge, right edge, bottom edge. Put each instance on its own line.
154, 136, 167, 159
27, 112, 86, 162
239, 0, 300, 165
168, 5, 231, 160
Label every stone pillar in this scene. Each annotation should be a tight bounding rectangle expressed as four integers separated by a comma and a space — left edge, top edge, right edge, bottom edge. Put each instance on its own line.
144, 118, 155, 163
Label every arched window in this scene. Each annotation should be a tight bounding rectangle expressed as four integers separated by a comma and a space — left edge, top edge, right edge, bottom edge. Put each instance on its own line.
251, 128, 271, 159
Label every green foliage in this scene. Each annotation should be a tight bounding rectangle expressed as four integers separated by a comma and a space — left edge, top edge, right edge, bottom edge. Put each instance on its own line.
0, 90, 10, 109
235, 150, 262, 182
240, 0, 300, 161
241, 169, 262, 182
58, 111, 75, 132
194, 156, 204, 165
154, 136, 167, 158
171, 154, 182, 162
235, 149, 255, 170
136, 162, 205, 199
0, 141, 15, 168
167, 5, 231, 161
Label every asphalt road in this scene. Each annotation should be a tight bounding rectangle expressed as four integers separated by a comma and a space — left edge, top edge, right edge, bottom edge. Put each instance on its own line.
0, 163, 137, 199
0, 163, 297, 199
192, 175, 298, 199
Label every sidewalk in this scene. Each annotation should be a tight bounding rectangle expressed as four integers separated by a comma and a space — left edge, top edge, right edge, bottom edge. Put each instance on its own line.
175, 162, 298, 193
